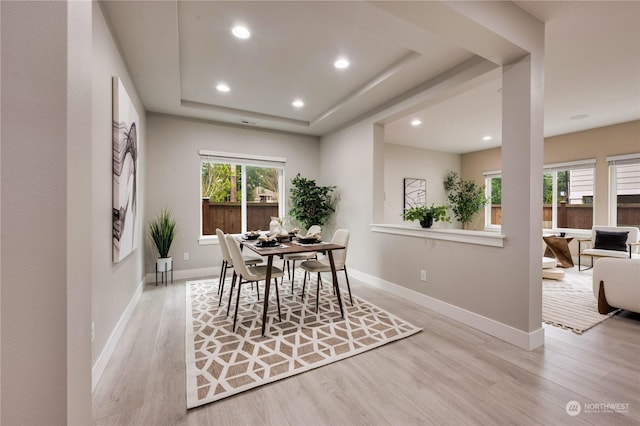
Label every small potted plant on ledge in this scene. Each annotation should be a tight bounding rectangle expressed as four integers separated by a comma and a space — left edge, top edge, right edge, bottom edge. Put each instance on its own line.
149, 208, 177, 283
402, 204, 450, 228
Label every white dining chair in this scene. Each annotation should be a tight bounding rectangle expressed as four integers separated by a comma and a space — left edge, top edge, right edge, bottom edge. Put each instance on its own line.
216, 228, 262, 304
283, 225, 322, 290
225, 234, 285, 332
300, 229, 352, 311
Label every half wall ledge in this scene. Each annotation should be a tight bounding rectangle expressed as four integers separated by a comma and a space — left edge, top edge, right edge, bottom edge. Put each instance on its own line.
371, 224, 506, 247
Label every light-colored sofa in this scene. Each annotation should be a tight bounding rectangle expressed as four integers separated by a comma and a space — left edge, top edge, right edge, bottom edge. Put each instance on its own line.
579, 226, 640, 270
592, 258, 640, 314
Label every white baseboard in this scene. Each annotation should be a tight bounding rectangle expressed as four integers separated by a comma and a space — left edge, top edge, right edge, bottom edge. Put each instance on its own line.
349, 269, 544, 351
92, 279, 144, 392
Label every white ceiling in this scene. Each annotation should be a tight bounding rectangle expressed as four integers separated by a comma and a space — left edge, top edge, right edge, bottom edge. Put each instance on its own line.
102, 1, 640, 154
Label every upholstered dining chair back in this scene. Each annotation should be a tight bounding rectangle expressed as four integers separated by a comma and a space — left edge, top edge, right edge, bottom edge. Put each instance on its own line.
299, 228, 353, 307
216, 228, 234, 265
307, 225, 321, 235
225, 234, 258, 281
330, 229, 349, 269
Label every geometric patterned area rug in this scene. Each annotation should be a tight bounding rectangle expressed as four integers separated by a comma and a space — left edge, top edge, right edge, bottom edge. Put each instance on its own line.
185, 272, 422, 409
542, 267, 618, 334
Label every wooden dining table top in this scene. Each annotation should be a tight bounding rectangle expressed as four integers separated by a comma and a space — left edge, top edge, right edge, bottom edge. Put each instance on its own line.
239, 238, 345, 256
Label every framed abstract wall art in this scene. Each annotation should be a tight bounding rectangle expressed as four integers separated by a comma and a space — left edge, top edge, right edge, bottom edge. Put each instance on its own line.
403, 178, 426, 210
112, 77, 139, 262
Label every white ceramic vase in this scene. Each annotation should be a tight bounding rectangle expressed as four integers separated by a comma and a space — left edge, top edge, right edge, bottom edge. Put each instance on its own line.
269, 217, 281, 234
156, 257, 173, 272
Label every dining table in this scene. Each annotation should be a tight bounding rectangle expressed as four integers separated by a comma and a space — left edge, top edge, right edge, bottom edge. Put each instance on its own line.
238, 236, 346, 336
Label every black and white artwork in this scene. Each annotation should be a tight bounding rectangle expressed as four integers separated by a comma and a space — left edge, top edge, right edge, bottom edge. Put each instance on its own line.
404, 178, 426, 210
112, 77, 139, 263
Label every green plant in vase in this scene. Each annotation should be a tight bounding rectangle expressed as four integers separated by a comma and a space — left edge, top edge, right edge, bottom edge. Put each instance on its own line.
443, 171, 489, 229
402, 204, 450, 228
149, 209, 177, 274
288, 173, 336, 230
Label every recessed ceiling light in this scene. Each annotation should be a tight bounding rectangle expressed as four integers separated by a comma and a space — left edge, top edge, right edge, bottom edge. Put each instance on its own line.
483, 136, 492, 141
216, 83, 230, 92
231, 25, 251, 39
570, 114, 589, 120
334, 58, 350, 69
292, 99, 304, 108
411, 119, 422, 126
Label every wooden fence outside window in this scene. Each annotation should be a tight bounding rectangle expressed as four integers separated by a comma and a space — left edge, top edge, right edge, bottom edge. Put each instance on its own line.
202, 200, 279, 235
491, 203, 640, 229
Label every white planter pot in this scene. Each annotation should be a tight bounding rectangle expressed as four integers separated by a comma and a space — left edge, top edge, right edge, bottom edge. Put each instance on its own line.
156, 257, 173, 272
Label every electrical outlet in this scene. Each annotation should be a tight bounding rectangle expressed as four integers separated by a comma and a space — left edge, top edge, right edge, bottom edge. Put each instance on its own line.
183, 252, 189, 261
420, 270, 427, 281
91, 321, 95, 343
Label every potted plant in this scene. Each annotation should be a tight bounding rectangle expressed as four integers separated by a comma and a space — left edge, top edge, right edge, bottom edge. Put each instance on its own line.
443, 171, 489, 229
402, 204, 450, 228
149, 208, 177, 274
288, 173, 336, 230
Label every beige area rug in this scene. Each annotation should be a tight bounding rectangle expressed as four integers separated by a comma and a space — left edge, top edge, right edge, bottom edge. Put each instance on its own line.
185, 272, 422, 408
543, 267, 618, 334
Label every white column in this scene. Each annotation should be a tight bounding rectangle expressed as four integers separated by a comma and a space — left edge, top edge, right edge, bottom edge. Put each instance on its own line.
67, 0, 94, 423
501, 52, 545, 336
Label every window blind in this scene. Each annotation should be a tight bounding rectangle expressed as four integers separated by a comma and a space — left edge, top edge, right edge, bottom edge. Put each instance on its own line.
199, 150, 286, 168
544, 159, 595, 172
607, 153, 640, 166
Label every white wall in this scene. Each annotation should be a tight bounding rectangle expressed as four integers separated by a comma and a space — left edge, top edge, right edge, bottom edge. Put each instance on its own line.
1, 2, 69, 422
145, 114, 320, 277
320, 2, 544, 348
92, 3, 147, 377
322, 120, 525, 323
1, 1, 92, 423
319, 122, 376, 268
67, 1, 94, 422
384, 144, 460, 225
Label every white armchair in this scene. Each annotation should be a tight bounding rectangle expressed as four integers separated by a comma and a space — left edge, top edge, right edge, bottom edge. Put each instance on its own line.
578, 226, 640, 270
592, 258, 640, 314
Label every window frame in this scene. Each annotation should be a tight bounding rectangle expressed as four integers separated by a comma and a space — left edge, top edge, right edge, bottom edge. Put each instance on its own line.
543, 159, 596, 232
483, 170, 502, 231
608, 153, 640, 226
198, 150, 286, 243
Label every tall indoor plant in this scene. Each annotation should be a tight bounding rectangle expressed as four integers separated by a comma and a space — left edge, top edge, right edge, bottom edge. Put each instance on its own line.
288, 173, 336, 230
443, 171, 489, 229
149, 208, 177, 273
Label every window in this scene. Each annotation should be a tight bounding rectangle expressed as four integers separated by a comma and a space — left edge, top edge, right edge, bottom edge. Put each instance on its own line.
200, 151, 285, 237
484, 171, 502, 229
608, 153, 640, 228
543, 160, 595, 230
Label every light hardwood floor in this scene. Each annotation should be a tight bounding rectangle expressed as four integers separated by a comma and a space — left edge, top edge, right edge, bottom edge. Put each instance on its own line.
93, 274, 640, 425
